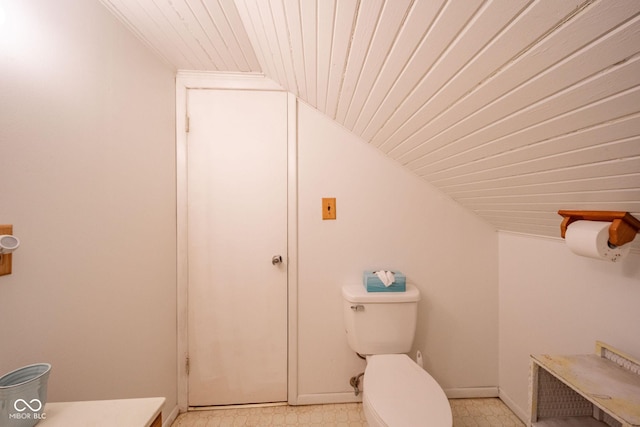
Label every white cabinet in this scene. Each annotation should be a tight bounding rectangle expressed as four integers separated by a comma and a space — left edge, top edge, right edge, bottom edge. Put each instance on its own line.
529, 342, 640, 427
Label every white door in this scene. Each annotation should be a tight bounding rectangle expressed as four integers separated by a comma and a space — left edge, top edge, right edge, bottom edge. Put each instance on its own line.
186, 89, 288, 406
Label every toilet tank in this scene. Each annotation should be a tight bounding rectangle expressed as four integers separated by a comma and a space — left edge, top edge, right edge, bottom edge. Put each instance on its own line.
342, 283, 420, 355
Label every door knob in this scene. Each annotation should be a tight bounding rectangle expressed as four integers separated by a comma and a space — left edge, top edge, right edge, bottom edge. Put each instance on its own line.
272, 255, 283, 265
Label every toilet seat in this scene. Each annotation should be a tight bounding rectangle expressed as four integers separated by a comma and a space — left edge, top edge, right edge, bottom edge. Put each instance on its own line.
363, 354, 452, 427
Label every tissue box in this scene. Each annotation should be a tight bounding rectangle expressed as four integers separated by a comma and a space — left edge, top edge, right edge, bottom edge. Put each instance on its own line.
363, 271, 406, 292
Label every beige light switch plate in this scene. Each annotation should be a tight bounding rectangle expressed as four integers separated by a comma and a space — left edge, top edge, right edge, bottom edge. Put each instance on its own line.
322, 198, 336, 220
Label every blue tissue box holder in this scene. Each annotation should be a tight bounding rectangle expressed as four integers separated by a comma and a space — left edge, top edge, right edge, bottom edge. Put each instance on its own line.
363, 271, 406, 292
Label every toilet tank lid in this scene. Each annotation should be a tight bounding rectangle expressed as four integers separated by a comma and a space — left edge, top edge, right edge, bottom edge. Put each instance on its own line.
342, 283, 420, 303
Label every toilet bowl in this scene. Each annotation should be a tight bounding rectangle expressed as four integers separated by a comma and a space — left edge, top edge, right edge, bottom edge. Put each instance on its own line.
342, 283, 452, 426
363, 354, 452, 427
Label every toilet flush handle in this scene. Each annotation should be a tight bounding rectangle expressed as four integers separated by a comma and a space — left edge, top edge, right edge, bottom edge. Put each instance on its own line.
350, 305, 364, 312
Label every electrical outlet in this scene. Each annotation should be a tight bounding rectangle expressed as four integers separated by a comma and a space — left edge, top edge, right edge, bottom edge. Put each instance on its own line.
322, 198, 336, 220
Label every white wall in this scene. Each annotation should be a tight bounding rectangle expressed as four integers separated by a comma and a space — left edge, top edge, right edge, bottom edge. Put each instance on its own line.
0, 0, 177, 421
296, 102, 499, 402
498, 232, 640, 421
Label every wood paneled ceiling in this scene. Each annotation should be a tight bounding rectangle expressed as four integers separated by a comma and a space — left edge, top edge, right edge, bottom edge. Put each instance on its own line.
100, 0, 640, 248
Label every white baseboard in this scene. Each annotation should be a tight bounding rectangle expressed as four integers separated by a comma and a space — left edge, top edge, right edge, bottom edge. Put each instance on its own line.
294, 387, 500, 406
445, 387, 499, 399
294, 392, 363, 406
498, 389, 528, 425
163, 405, 180, 427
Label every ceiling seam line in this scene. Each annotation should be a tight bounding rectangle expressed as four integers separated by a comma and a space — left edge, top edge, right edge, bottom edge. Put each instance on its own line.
406, 72, 640, 173
387, 0, 614, 160
217, 0, 255, 71
413, 113, 640, 178
368, 0, 507, 147
343, 0, 414, 130
401, 34, 640, 168
332, 0, 361, 120
362, 0, 464, 141
350, 0, 442, 135
183, 0, 226, 69
431, 155, 640, 189
338, 0, 386, 125
375, 0, 537, 152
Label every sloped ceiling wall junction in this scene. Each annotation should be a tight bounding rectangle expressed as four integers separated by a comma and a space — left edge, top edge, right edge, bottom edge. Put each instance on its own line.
100, 0, 640, 247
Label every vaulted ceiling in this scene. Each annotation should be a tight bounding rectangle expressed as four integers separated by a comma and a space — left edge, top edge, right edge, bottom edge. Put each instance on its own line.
99, 0, 640, 248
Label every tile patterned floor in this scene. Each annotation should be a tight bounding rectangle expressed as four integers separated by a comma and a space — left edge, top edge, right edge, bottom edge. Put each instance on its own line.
171, 398, 525, 426
449, 399, 525, 426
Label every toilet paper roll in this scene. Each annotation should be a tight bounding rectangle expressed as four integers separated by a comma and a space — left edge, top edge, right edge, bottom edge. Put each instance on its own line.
565, 220, 630, 262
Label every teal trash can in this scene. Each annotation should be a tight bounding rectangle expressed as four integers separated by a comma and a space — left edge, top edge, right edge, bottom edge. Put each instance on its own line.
0, 363, 51, 427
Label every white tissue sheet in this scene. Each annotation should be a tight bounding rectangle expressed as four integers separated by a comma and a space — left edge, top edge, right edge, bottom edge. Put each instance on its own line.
375, 270, 395, 287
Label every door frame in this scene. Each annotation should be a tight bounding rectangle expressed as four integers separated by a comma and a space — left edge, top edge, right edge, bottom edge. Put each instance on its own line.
175, 71, 299, 411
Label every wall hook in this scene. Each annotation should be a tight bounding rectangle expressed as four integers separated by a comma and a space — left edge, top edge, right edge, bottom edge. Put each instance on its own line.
0, 225, 19, 276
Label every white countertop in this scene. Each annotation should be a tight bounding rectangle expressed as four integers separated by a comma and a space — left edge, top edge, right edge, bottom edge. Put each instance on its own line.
39, 397, 165, 427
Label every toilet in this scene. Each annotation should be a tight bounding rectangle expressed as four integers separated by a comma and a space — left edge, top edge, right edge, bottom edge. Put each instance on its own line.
342, 283, 452, 427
